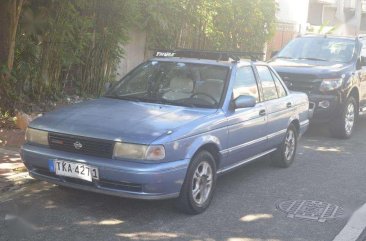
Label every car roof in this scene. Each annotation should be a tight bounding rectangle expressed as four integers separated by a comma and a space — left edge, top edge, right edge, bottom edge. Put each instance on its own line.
150, 57, 255, 67
150, 50, 266, 67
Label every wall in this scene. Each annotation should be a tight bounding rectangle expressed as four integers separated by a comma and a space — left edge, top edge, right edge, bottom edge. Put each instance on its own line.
115, 30, 147, 80
276, 0, 310, 33
266, 0, 310, 59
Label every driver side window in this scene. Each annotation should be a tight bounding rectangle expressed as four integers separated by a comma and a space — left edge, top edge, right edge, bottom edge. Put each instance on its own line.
233, 67, 260, 102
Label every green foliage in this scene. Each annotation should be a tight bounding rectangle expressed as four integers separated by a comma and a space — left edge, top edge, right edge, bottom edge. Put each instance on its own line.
141, 0, 277, 52
3, 0, 276, 113
9, 0, 137, 111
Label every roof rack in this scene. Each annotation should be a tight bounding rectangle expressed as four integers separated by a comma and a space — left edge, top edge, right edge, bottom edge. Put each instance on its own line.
153, 49, 264, 62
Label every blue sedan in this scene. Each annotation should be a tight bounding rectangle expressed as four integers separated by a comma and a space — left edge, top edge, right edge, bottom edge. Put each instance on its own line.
21, 51, 310, 214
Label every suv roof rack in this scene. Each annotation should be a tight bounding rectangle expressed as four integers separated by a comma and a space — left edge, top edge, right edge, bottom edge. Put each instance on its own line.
153, 49, 264, 62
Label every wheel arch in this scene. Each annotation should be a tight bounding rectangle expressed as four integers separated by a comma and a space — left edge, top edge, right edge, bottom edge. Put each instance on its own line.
349, 87, 360, 105
184, 136, 223, 169
290, 119, 300, 134
195, 143, 221, 169
287, 114, 300, 134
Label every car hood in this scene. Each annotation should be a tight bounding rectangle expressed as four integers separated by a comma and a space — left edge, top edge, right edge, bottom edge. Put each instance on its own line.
30, 98, 217, 144
269, 58, 354, 79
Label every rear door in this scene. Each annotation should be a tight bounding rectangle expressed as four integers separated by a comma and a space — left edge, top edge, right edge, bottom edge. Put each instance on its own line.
255, 65, 294, 149
225, 65, 268, 167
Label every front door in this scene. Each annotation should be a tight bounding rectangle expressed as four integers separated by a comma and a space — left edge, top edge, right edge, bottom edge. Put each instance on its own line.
225, 66, 268, 168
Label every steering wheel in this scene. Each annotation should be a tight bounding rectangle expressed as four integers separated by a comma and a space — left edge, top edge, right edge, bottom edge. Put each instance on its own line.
190, 92, 218, 105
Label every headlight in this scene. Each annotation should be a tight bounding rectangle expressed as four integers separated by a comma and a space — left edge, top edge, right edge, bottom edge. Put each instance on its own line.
113, 143, 165, 161
319, 78, 343, 92
25, 128, 49, 146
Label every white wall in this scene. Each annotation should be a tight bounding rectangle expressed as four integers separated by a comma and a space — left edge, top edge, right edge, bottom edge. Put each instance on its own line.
116, 30, 147, 80
276, 0, 310, 33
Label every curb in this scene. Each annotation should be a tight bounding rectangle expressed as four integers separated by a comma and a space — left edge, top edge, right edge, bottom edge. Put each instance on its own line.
356, 228, 366, 241
333, 203, 366, 241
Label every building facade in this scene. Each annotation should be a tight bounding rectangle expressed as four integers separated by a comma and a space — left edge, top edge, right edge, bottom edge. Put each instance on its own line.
308, 0, 366, 34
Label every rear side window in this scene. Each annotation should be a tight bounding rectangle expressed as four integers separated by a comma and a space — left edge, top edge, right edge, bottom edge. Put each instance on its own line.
233, 67, 260, 102
256, 66, 278, 101
270, 71, 287, 98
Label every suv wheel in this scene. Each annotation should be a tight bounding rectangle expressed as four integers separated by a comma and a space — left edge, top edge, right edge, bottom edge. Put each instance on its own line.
330, 96, 357, 139
175, 150, 217, 214
272, 124, 298, 168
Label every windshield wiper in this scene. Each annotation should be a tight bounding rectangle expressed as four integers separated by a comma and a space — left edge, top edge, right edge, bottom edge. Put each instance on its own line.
298, 57, 327, 61
277, 56, 294, 59
104, 95, 148, 102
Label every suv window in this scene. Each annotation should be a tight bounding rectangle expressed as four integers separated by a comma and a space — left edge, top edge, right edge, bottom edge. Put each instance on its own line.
233, 67, 260, 102
257, 66, 278, 101
270, 71, 287, 98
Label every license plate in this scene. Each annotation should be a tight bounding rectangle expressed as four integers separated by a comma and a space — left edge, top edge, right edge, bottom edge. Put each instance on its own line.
49, 160, 99, 182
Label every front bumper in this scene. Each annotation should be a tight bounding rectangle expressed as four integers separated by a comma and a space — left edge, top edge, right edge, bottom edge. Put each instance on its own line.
308, 94, 341, 123
21, 144, 189, 200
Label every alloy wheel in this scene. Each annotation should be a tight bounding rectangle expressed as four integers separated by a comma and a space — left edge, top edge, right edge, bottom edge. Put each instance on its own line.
192, 161, 213, 206
284, 129, 296, 161
345, 102, 355, 135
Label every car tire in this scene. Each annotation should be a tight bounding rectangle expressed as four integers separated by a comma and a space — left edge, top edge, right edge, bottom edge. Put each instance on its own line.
175, 150, 217, 214
272, 124, 298, 168
330, 96, 357, 139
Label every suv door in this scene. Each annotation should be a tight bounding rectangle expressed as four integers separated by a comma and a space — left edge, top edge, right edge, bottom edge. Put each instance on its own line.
256, 65, 294, 149
224, 66, 268, 168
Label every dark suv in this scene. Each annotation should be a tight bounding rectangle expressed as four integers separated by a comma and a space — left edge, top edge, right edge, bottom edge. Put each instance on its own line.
270, 35, 366, 138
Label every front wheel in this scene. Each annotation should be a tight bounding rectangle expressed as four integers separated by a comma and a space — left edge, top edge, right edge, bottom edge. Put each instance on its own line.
272, 124, 298, 168
330, 96, 357, 139
175, 151, 217, 214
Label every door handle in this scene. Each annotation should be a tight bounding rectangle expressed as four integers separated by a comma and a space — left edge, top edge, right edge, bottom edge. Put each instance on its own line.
286, 102, 292, 108
259, 109, 266, 116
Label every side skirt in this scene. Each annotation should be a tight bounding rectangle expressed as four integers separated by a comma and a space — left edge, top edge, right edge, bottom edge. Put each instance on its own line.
216, 148, 277, 175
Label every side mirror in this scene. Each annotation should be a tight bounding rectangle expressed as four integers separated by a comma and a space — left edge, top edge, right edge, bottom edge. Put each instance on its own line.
271, 50, 279, 58
233, 95, 256, 109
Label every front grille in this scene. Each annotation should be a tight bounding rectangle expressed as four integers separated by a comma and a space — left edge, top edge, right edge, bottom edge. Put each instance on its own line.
49, 132, 114, 158
278, 72, 321, 94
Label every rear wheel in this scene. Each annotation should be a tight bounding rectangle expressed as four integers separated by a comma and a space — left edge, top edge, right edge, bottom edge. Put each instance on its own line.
272, 124, 298, 168
175, 150, 217, 214
330, 96, 357, 139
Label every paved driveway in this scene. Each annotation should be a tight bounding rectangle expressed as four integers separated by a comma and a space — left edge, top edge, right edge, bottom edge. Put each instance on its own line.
1, 117, 366, 241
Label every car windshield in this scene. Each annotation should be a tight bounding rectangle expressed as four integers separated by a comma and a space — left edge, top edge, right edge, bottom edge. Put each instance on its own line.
277, 37, 356, 63
106, 61, 229, 108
